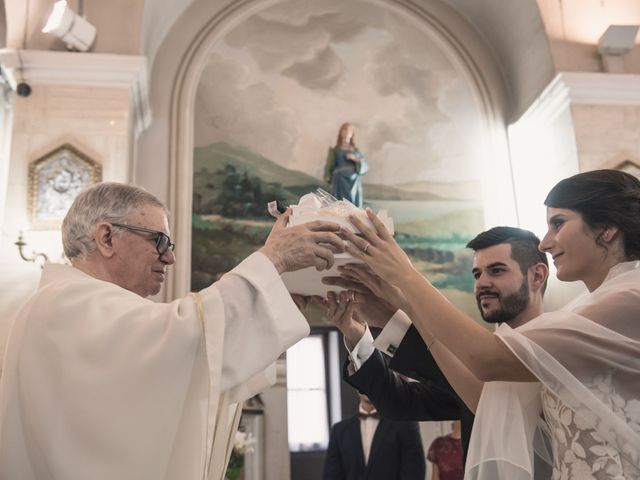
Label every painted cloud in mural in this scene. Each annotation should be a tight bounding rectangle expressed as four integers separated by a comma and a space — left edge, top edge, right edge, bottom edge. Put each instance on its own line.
193, 0, 484, 185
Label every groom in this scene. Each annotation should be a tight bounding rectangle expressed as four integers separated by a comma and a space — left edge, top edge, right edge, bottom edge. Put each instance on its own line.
323, 226, 550, 469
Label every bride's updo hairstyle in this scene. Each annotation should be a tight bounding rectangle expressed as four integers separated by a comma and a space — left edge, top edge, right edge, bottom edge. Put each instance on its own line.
544, 169, 640, 261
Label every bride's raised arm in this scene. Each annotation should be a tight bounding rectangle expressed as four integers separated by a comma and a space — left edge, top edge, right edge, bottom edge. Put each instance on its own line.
341, 209, 536, 383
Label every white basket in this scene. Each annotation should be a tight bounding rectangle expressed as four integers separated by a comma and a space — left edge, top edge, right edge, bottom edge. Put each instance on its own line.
281, 199, 394, 295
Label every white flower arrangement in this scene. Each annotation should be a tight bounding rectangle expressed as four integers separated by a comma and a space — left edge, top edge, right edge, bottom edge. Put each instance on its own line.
226, 430, 257, 480
233, 430, 256, 455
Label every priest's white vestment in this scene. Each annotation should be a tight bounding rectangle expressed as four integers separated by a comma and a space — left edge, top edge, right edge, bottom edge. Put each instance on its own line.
0, 252, 309, 480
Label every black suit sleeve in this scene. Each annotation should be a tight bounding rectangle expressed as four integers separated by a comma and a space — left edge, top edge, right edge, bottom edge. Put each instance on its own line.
388, 325, 447, 381
387, 325, 476, 465
398, 422, 426, 479
323, 424, 346, 480
344, 348, 460, 421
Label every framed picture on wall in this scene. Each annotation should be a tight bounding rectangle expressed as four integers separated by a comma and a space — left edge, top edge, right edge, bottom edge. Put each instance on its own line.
29, 143, 102, 229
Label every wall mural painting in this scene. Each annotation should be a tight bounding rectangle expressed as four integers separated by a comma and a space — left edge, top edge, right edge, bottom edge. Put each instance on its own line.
192, 0, 487, 321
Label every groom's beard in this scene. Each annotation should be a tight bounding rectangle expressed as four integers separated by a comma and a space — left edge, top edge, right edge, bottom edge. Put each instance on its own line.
476, 278, 530, 324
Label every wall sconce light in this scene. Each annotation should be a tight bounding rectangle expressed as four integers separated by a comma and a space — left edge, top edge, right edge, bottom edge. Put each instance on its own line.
15, 232, 50, 267
42, 1, 97, 52
598, 25, 639, 73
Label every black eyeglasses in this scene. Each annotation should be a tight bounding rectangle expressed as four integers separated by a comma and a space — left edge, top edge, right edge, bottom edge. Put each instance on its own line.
111, 223, 175, 255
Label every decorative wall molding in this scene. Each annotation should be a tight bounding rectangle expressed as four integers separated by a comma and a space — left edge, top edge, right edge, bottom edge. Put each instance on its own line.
515, 74, 571, 126
517, 71, 640, 126
0, 49, 151, 137
560, 72, 640, 106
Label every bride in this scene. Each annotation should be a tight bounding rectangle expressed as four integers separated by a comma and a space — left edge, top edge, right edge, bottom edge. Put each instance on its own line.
339, 169, 640, 479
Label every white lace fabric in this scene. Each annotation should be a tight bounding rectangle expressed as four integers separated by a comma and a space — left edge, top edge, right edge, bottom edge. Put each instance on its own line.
466, 261, 640, 479
541, 386, 632, 479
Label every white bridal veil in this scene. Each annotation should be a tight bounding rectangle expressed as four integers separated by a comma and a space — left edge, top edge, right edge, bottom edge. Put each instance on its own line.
466, 261, 640, 479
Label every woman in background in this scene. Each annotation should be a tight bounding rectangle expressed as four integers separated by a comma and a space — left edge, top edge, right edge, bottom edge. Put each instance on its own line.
324, 122, 369, 207
428, 421, 463, 480
340, 169, 640, 479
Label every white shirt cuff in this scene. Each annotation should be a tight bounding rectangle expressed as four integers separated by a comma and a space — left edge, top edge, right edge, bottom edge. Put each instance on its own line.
347, 325, 375, 371
373, 310, 411, 357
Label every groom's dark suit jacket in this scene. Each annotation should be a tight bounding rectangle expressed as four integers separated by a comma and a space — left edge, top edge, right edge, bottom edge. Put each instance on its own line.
344, 325, 475, 466
345, 325, 554, 478
322, 414, 425, 480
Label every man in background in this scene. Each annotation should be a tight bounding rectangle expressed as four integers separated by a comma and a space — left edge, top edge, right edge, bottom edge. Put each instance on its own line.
323, 393, 425, 480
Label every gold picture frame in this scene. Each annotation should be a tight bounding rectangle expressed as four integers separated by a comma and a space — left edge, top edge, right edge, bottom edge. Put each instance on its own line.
29, 144, 102, 229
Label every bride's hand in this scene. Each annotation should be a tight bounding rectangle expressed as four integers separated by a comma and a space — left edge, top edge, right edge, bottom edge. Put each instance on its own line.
342, 209, 416, 284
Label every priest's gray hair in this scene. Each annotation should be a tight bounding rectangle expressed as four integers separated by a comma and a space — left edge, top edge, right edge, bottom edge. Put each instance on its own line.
62, 182, 167, 259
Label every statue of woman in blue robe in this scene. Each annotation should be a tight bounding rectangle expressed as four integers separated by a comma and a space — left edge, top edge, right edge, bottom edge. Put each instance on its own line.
324, 123, 369, 207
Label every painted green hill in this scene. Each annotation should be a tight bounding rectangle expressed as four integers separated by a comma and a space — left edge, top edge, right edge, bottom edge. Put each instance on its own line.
193, 142, 466, 203
364, 183, 447, 201
194, 142, 319, 187
393, 180, 479, 202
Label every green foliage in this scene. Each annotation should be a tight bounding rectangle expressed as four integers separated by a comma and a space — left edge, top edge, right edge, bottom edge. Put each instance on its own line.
190, 214, 271, 291
194, 162, 313, 219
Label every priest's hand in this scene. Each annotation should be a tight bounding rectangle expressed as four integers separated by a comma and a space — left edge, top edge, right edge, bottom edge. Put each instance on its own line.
260, 208, 344, 274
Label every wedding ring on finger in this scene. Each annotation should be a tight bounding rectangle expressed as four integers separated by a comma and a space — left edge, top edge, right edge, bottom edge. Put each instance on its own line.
363, 242, 370, 253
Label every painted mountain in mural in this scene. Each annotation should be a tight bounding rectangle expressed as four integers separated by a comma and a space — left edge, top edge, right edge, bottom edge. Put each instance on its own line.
194, 142, 319, 188
193, 142, 472, 211
193, 142, 320, 215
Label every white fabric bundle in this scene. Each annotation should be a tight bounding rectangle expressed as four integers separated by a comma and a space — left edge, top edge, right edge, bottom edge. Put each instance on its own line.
282, 192, 393, 296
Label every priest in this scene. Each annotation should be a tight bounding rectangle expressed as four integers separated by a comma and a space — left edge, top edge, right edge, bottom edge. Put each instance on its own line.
0, 182, 344, 480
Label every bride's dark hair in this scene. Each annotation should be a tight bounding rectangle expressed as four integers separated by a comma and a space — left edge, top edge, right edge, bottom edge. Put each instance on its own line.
544, 169, 640, 261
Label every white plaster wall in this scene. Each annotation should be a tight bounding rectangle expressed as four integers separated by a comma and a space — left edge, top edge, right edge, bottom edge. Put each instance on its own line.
507, 75, 584, 312
142, 0, 194, 67
572, 104, 640, 171
444, 0, 555, 120
537, 0, 640, 74
0, 84, 133, 371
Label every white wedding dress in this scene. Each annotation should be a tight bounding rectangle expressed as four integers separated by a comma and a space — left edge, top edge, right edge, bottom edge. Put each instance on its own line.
542, 383, 638, 479
466, 261, 640, 480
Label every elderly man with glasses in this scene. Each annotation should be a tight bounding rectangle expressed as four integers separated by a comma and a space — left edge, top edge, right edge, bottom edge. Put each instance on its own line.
0, 182, 344, 480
